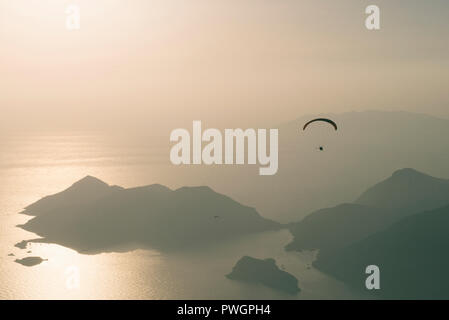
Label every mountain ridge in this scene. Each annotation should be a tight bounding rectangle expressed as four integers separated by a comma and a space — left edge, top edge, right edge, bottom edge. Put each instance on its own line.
19, 176, 282, 253
286, 168, 449, 254
355, 167, 449, 212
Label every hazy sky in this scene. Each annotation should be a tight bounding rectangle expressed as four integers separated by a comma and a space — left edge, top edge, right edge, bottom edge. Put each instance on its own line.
1, 0, 448, 133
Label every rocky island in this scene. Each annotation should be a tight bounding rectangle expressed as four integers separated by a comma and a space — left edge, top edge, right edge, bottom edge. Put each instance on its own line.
15, 257, 47, 267
226, 256, 300, 295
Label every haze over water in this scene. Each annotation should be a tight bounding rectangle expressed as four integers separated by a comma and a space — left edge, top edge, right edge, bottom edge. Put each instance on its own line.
0, 132, 361, 299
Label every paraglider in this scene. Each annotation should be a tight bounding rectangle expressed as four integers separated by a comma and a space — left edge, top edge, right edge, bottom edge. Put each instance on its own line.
303, 118, 338, 131
302, 118, 338, 151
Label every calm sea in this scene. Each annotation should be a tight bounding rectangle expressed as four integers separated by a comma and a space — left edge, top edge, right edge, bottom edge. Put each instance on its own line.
0, 132, 362, 299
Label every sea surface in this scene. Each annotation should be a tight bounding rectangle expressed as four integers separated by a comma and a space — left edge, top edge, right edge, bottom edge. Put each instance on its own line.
0, 132, 363, 299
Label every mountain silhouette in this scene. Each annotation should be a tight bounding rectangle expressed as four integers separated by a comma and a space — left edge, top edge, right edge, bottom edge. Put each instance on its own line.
23, 175, 124, 216
19, 177, 281, 253
355, 168, 449, 213
286, 168, 449, 255
315, 204, 449, 299
286, 204, 393, 253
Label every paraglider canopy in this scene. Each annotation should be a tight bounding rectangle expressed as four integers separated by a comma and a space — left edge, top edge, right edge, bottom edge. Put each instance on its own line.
303, 118, 338, 131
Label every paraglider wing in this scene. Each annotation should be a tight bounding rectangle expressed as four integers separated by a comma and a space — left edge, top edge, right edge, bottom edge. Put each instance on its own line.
303, 118, 338, 131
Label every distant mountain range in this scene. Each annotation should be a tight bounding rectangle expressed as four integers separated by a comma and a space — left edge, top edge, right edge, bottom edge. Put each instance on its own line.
208, 111, 449, 222
355, 167, 449, 213
19, 176, 281, 253
286, 168, 449, 299
286, 168, 449, 253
